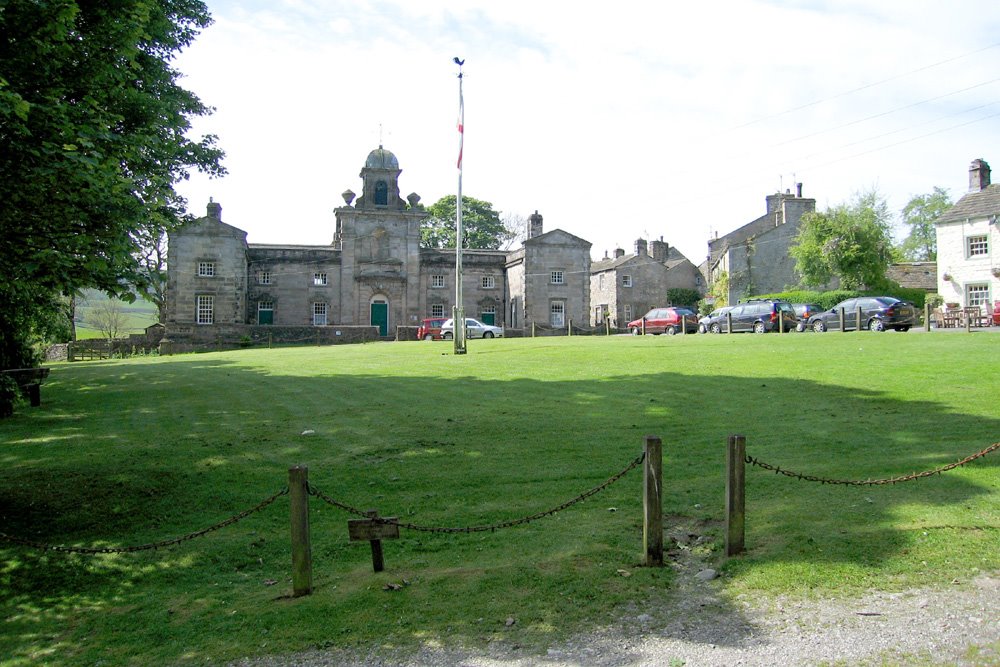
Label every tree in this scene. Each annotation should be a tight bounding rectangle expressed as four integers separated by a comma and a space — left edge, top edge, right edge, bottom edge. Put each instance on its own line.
790, 189, 895, 290
0, 0, 225, 368
898, 187, 951, 261
499, 212, 527, 250
134, 228, 169, 322
87, 298, 128, 342
421, 195, 514, 249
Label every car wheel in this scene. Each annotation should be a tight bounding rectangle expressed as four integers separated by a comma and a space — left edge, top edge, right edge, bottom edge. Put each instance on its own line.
698, 324, 706, 334
483, 331, 494, 339
710, 323, 721, 334
631, 327, 641, 336
753, 321, 766, 334
666, 326, 677, 335
796, 322, 805, 332
869, 318, 885, 332
443, 331, 452, 339
812, 320, 826, 333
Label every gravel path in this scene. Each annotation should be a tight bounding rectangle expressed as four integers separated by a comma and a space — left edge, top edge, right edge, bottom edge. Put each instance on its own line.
229, 570, 998, 667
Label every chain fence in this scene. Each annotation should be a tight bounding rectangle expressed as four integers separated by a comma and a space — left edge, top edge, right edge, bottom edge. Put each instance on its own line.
309, 451, 645, 533
745, 441, 1000, 486
0, 488, 288, 554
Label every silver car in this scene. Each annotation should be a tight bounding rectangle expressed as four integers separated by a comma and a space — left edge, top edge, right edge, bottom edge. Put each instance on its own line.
440, 318, 504, 339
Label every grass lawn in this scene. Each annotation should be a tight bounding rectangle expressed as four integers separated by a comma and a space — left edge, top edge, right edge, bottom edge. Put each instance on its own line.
1, 332, 998, 665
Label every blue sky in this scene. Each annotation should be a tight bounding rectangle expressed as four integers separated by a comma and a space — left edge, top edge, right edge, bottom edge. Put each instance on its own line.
175, 1, 1000, 264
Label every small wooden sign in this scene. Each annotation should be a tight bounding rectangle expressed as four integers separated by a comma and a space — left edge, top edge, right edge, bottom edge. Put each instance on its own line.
348, 510, 399, 572
348, 518, 400, 542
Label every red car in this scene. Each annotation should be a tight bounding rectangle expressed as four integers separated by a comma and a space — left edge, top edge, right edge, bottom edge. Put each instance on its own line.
993, 301, 1000, 326
627, 307, 699, 335
417, 317, 448, 340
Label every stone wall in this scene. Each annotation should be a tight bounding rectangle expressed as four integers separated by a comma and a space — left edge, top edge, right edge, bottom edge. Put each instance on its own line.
159, 324, 378, 354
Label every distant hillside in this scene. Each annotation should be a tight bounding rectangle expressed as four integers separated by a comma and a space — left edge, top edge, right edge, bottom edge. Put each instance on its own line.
75, 289, 159, 339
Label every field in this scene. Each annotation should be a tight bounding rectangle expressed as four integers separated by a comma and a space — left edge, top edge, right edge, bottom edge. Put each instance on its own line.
73, 289, 159, 339
1, 332, 998, 666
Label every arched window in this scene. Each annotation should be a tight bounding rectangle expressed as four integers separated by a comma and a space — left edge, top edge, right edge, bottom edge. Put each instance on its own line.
374, 181, 388, 205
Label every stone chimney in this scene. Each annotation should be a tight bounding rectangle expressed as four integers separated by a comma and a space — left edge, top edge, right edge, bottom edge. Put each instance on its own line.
969, 159, 991, 192
635, 238, 648, 257
614, 247, 625, 259
528, 210, 544, 239
650, 237, 669, 263
206, 199, 222, 220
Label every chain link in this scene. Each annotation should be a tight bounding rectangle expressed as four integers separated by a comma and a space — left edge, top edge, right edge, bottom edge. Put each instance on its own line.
0, 488, 289, 554
745, 441, 1000, 486
309, 452, 645, 533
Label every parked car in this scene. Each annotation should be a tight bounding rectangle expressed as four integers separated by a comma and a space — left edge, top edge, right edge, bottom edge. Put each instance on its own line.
627, 307, 699, 335
792, 303, 823, 332
993, 301, 1000, 326
417, 317, 448, 340
720, 299, 797, 334
440, 317, 504, 339
807, 296, 916, 332
698, 306, 733, 334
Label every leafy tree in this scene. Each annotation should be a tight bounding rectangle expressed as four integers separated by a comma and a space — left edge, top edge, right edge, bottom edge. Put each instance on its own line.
0, 0, 224, 368
790, 189, 895, 290
898, 187, 951, 261
421, 196, 513, 249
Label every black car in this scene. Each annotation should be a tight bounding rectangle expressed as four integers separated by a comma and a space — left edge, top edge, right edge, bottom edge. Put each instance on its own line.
807, 296, 916, 332
721, 300, 797, 334
792, 303, 823, 332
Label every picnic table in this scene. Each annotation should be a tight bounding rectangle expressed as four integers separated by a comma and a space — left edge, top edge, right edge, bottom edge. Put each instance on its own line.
0, 367, 50, 407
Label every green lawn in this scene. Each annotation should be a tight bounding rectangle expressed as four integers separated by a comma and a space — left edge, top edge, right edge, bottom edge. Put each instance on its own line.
1, 332, 998, 665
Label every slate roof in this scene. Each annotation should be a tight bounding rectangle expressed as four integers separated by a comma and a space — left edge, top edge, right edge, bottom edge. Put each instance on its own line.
938, 183, 1000, 223
886, 262, 937, 291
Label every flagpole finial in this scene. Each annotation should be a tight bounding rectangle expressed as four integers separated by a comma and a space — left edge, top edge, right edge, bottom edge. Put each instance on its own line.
453, 56, 465, 78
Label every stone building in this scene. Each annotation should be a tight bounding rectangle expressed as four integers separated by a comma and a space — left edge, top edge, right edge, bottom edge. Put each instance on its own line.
705, 184, 817, 304
935, 158, 999, 310
164, 147, 596, 344
590, 238, 704, 326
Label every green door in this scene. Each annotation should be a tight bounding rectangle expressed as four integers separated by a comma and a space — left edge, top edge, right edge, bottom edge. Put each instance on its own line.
258, 309, 273, 325
370, 302, 388, 336
481, 312, 495, 325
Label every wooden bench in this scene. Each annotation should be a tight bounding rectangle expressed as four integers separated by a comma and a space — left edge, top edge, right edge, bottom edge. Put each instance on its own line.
0, 367, 51, 407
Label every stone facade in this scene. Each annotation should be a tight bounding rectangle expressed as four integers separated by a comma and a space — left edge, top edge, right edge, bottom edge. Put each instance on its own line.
705, 185, 818, 304
164, 148, 598, 347
590, 239, 704, 327
935, 158, 999, 310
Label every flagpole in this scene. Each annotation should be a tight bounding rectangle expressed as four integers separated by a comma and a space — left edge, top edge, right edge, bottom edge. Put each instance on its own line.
453, 57, 467, 355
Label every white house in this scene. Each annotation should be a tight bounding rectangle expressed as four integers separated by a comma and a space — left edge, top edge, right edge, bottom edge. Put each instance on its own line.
935, 158, 1000, 311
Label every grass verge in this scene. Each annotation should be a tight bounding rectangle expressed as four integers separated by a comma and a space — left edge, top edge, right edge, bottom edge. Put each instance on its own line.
1, 332, 998, 665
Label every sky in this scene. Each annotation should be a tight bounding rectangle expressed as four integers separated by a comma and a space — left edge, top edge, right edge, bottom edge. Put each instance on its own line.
174, 0, 1000, 265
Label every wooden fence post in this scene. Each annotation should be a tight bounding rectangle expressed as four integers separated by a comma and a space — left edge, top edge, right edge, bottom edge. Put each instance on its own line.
856, 304, 864, 333
606, 318, 611, 336
643, 435, 663, 567
924, 303, 931, 332
725, 435, 746, 556
839, 307, 845, 332
568, 319, 573, 336
289, 465, 312, 597
531, 321, 536, 338
726, 311, 733, 333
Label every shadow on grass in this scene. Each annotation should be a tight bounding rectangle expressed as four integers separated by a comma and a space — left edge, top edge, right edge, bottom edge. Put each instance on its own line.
1, 351, 998, 662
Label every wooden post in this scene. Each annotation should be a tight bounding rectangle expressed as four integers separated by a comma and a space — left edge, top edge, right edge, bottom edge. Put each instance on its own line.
856, 304, 864, 333
26, 383, 40, 407
366, 510, 385, 572
268, 332, 273, 349
605, 318, 611, 336
643, 435, 663, 567
568, 319, 573, 336
839, 307, 845, 332
531, 321, 536, 338
966, 310, 972, 333
641, 318, 646, 335
726, 311, 733, 333
725, 435, 746, 556
289, 466, 312, 597
924, 303, 931, 332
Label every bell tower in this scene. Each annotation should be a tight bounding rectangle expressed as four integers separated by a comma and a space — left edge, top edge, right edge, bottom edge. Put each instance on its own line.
355, 145, 406, 210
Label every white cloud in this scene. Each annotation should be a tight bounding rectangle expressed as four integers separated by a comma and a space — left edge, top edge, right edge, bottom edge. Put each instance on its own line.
176, 0, 1000, 261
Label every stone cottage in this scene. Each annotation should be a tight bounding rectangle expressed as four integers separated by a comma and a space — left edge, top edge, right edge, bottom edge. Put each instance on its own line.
935, 158, 998, 311
705, 184, 817, 304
